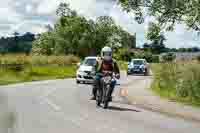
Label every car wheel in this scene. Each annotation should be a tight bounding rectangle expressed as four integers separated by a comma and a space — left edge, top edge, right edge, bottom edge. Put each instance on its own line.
76, 80, 80, 84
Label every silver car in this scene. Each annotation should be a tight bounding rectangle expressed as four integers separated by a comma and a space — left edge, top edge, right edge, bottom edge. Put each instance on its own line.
76, 57, 97, 84
127, 59, 149, 76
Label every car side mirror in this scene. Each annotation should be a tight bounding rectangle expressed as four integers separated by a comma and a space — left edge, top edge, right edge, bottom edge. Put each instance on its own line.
77, 62, 81, 67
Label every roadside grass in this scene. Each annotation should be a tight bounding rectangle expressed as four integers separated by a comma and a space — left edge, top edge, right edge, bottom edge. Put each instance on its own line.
0, 65, 76, 85
0, 54, 80, 65
118, 61, 128, 70
0, 54, 79, 85
151, 62, 200, 107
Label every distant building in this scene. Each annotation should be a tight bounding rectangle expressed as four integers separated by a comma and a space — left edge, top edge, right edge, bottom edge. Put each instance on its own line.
129, 33, 136, 49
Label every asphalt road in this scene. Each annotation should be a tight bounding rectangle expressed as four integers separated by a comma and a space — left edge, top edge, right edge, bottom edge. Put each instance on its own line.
0, 75, 200, 133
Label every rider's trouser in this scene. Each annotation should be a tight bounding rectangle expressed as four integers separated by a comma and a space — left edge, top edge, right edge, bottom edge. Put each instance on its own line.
92, 74, 116, 98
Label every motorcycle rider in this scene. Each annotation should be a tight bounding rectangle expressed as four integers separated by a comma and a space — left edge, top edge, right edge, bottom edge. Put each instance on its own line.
91, 46, 120, 101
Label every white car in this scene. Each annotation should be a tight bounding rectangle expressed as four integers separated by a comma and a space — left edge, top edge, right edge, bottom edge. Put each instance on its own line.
127, 59, 149, 76
76, 57, 97, 84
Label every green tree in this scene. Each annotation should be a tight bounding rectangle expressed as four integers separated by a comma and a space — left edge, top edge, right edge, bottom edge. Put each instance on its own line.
32, 32, 55, 55
32, 2, 134, 57
146, 21, 167, 54
119, 0, 200, 33
95, 16, 123, 53
146, 22, 161, 41
12, 32, 20, 53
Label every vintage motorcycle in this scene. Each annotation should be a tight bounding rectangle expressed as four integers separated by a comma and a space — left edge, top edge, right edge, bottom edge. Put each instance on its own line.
96, 71, 115, 109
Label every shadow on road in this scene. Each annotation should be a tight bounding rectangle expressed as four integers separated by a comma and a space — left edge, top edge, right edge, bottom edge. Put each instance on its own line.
108, 106, 141, 112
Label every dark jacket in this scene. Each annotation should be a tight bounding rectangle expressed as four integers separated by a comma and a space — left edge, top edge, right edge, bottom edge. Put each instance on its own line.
95, 58, 120, 74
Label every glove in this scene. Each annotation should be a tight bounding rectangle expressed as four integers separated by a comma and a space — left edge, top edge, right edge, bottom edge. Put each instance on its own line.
115, 74, 120, 79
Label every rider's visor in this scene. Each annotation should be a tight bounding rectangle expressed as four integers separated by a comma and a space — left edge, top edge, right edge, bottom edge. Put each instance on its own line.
103, 52, 112, 56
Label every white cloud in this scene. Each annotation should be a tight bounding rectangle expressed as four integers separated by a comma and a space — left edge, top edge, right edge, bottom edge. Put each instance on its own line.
0, 0, 58, 36
67, 0, 97, 19
36, 0, 60, 15
25, 4, 34, 14
165, 25, 200, 48
21, 23, 48, 34
0, 7, 21, 24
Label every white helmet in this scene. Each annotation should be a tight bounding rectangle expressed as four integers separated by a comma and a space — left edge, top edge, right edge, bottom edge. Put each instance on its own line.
101, 46, 112, 61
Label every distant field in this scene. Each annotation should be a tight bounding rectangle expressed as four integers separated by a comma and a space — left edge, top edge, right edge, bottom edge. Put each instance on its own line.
0, 65, 77, 85
0, 54, 79, 85
0, 54, 79, 65
151, 62, 200, 107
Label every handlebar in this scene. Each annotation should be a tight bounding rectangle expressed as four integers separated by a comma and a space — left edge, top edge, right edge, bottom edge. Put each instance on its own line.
96, 71, 120, 79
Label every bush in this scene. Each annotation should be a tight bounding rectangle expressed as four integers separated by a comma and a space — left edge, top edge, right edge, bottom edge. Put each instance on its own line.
176, 63, 200, 100
152, 55, 160, 63
152, 62, 200, 106
118, 61, 128, 70
161, 53, 176, 62
197, 55, 200, 62
114, 48, 160, 63
113, 49, 132, 61
143, 52, 160, 63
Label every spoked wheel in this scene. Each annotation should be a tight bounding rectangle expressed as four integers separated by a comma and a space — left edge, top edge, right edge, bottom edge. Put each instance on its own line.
103, 87, 110, 109
96, 89, 102, 107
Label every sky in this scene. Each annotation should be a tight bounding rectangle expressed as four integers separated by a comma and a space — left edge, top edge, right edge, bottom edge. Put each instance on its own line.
0, 0, 199, 48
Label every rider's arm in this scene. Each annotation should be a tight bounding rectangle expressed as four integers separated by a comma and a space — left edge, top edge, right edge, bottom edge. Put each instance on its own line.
95, 59, 102, 74
113, 61, 120, 79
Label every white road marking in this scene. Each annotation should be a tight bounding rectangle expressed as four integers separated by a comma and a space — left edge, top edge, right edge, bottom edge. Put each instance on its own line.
41, 98, 61, 111
42, 87, 57, 98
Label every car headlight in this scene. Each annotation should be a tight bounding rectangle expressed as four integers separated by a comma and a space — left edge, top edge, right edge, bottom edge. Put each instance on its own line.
77, 70, 84, 74
140, 65, 145, 69
128, 65, 132, 68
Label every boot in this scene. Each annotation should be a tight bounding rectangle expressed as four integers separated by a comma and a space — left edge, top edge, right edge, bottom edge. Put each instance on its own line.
90, 96, 96, 100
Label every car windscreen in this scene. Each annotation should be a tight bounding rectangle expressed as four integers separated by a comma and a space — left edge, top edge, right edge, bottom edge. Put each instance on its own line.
132, 60, 144, 65
82, 59, 96, 66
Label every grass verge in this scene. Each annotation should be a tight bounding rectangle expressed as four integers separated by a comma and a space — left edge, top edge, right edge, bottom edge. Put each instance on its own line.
151, 63, 200, 107
0, 65, 76, 85
118, 61, 128, 70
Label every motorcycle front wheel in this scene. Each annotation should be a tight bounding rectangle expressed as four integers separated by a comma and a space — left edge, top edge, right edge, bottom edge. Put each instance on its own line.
96, 89, 102, 107
103, 101, 108, 109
